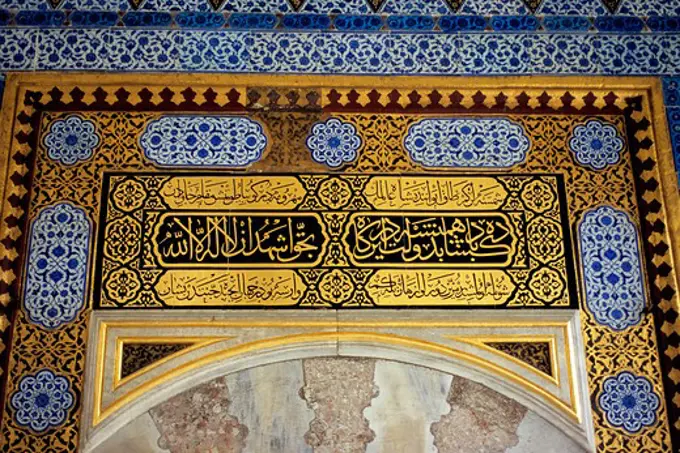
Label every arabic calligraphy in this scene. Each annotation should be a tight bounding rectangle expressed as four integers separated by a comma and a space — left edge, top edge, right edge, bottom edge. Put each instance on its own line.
343, 213, 518, 266
364, 176, 507, 210
156, 270, 304, 306
154, 213, 326, 267
97, 172, 573, 308
161, 176, 306, 209
366, 270, 515, 305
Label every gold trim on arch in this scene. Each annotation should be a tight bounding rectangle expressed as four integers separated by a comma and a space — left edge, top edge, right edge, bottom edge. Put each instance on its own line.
112, 337, 230, 389
449, 334, 561, 386
93, 318, 581, 428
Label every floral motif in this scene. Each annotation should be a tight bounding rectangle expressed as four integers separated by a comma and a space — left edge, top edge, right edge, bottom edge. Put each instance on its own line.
599, 371, 660, 433
527, 218, 563, 264
521, 179, 556, 214
24, 203, 91, 329
318, 178, 352, 209
42, 115, 100, 166
10, 370, 75, 433
404, 118, 530, 168
319, 270, 354, 304
528, 267, 565, 303
112, 179, 147, 212
306, 118, 362, 168
140, 115, 267, 167
104, 268, 142, 304
104, 217, 142, 264
578, 206, 645, 331
568, 119, 625, 170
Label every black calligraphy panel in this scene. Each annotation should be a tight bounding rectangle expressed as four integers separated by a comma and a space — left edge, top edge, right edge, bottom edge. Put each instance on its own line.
94, 173, 575, 309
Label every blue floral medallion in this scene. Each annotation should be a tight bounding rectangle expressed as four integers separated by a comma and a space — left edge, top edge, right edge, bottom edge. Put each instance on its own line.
404, 118, 530, 168
24, 203, 91, 330
578, 206, 645, 331
568, 119, 625, 170
140, 115, 267, 167
42, 115, 100, 166
306, 117, 362, 168
599, 371, 660, 434
10, 369, 75, 434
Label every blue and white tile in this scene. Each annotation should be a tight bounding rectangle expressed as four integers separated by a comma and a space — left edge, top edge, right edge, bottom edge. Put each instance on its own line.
250, 32, 393, 74
24, 203, 91, 330
595, 34, 670, 75
578, 206, 646, 331
599, 372, 660, 433
4, 29, 680, 75
301, 0, 371, 14
107, 29, 180, 71
618, 0, 680, 16
221, 0, 292, 13
37, 29, 110, 71
404, 117, 529, 168
0, 0, 49, 10
140, 115, 267, 167
11, 370, 75, 433
307, 117, 362, 168
529, 34, 600, 74
382, 0, 452, 15
141, 0, 212, 11
43, 115, 100, 165
538, 0, 607, 16
460, 0, 527, 15
175, 31, 250, 71
391, 34, 457, 74
0, 28, 36, 71
60, 0, 129, 9
458, 34, 533, 74
568, 119, 625, 170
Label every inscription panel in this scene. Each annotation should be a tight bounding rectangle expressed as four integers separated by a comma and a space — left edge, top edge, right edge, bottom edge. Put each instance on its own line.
95, 173, 576, 308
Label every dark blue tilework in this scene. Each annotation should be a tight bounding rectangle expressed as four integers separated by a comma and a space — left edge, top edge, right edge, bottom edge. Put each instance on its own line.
386, 15, 435, 31
542, 16, 591, 32
228, 13, 277, 29
0, 9, 9, 25
646, 16, 680, 32
15, 11, 66, 27
439, 15, 487, 32
334, 15, 383, 31
490, 15, 539, 31
594, 16, 645, 33
176, 12, 226, 28
281, 14, 331, 30
122, 11, 173, 27
666, 107, 680, 185
69, 11, 119, 27
663, 77, 680, 105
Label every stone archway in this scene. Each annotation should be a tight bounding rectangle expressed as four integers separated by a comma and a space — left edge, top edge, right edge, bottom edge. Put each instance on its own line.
92, 357, 587, 453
